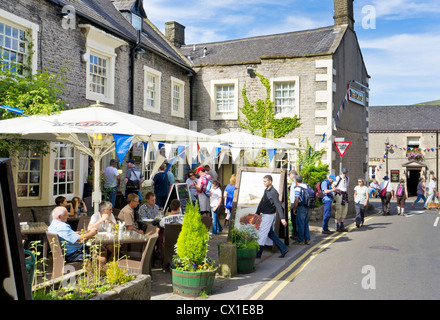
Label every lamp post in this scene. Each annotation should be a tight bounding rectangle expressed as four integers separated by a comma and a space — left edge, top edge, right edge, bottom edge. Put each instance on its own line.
384, 137, 392, 176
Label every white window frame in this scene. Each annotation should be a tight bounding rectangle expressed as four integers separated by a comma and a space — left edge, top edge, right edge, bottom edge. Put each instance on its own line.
52, 142, 76, 199
80, 24, 126, 105
171, 76, 185, 118
270, 76, 300, 118
16, 150, 42, 199
0, 9, 39, 74
210, 79, 239, 120
143, 66, 161, 113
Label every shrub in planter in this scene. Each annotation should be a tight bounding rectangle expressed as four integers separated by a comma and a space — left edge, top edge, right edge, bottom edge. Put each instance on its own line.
171, 202, 217, 297
229, 225, 259, 273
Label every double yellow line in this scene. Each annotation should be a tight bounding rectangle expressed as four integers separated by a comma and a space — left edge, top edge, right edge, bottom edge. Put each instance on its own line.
250, 214, 378, 300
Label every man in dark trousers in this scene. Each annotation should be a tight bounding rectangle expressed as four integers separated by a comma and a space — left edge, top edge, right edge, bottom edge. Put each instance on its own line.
255, 175, 289, 258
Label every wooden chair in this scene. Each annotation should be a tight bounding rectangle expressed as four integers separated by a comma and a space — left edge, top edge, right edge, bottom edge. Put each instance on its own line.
161, 224, 182, 270
201, 215, 212, 231
112, 208, 120, 218
83, 196, 92, 214
76, 215, 91, 232
45, 232, 82, 279
118, 235, 159, 276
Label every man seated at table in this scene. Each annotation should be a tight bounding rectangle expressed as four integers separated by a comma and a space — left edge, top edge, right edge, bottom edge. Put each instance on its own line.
160, 199, 184, 228
48, 206, 106, 264
88, 201, 119, 262
118, 193, 144, 234
138, 192, 161, 220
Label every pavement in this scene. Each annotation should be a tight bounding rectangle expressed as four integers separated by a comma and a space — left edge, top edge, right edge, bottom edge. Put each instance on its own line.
150, 213, 331, 300
150, 196, 430, 300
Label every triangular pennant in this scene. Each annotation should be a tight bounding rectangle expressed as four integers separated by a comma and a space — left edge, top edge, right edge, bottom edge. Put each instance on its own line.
267, 148, 277, 162
112, 134, 134, 166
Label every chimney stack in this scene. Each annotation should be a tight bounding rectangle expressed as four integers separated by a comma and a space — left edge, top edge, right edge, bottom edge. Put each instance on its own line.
334, 0, 355, 29
165, 21, 185, 48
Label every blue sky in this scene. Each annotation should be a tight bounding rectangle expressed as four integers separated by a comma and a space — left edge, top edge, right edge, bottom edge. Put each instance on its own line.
144, 0, 440, 106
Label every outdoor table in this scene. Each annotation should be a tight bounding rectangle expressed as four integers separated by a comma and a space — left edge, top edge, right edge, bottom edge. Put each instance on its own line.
20, 221, 48, 259
91, 231, 151, 246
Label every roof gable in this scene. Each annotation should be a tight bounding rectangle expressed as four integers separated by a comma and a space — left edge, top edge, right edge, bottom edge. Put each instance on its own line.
46, 0, 191, 69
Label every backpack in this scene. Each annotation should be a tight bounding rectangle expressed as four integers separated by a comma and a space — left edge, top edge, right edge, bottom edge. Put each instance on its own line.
315, 181, 325, 200
299, 184, 316, 208
203, 175, 212, 196
397, 184, 404, 197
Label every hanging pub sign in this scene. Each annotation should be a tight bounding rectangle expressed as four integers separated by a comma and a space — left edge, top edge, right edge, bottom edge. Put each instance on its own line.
348, 86, 366, 106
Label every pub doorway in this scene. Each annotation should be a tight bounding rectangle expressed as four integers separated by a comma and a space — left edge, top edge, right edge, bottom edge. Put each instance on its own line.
407, 169, 421, 196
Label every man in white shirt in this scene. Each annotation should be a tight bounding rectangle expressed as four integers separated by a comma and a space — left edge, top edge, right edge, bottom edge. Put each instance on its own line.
379, 176, 394, 215
334, 168, 350, 231
425, 177, 438, 209
103, 159, 120, 207
160, 199, 184, 228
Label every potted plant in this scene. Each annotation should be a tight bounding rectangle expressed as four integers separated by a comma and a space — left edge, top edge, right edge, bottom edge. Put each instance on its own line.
171, 202, 217, 297
229, 224, 259, 273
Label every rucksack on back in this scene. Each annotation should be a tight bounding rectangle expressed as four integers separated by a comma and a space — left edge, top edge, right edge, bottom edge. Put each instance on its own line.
397, 184, 404, 197
300, 185, 316, 208
315, 181, 325, 200
203, 175, 212, 196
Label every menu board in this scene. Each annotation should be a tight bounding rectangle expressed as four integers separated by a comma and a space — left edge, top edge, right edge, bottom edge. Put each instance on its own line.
163, 183, 191, 215
230, 166, 288, 245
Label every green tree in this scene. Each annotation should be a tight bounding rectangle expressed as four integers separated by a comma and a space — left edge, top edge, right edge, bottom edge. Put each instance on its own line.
295, 136, 328, 189
0, 63, 67, 157
239, 72, 301, 138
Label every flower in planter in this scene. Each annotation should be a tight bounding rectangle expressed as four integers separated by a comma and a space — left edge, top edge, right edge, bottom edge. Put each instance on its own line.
229, 224, 260, 249
406, 150, 424, 161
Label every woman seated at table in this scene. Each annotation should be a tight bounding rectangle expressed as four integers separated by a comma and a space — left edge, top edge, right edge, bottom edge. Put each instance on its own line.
71, 196, 88, 216
88, 201, 118, 262
55, 195, 74, 217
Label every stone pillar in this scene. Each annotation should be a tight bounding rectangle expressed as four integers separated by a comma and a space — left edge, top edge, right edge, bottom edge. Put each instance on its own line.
218, 244, 237, 278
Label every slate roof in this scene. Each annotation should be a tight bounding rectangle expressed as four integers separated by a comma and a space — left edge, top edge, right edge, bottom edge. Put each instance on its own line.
369, 105, 440, 132
47, 0, 192, 70
180, 25, 346, 66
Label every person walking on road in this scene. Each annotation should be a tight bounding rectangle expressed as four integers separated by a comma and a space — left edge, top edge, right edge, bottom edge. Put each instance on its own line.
379, 176, 394, 215
255, 175, 289, 258
411, 177, 427, 209
291, 175, 311, 245
424, 177, 439, 209
354, 178, 369, 227
395, 178, 409, 216
334, 168, 350, 232
322, 174, 337, 234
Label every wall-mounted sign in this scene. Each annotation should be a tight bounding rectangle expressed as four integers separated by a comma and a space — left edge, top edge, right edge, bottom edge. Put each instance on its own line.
348, 86, 366, 106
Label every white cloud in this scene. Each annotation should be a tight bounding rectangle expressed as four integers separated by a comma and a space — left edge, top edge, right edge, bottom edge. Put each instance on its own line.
361, 32, 440, 105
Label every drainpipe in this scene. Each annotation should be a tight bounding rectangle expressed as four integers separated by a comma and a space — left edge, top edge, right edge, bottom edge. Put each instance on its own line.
129, 30, 142, 115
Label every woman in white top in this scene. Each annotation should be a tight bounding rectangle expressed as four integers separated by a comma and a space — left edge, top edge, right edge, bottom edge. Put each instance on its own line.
379, 176, 394, 215
209, 181, 223, 235
88, 201, 118, 262
354, 178, 369, 227
425, 177, 439, 209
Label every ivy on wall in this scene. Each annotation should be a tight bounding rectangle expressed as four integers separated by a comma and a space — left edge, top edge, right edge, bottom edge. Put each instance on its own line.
239, 72, 301, 138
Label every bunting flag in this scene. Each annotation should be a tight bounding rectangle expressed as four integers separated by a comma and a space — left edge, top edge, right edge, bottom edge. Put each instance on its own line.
164, 145, 186, 175
267, 148, 277, 162
112, 134, 134, 165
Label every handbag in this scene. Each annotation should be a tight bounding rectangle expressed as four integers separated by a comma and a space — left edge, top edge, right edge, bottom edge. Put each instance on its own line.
126, 168, 140, 190
379, 182, 389, 198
